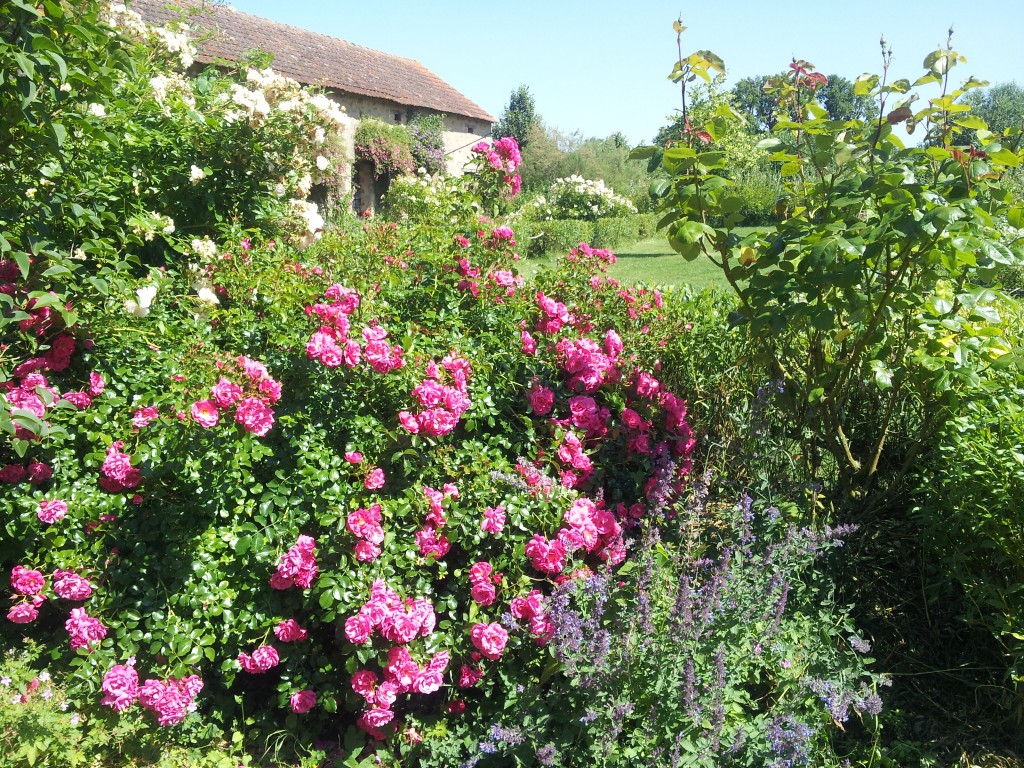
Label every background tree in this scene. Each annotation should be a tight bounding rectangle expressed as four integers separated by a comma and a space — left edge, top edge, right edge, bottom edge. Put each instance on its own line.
819, 74, 874, 121
730, 74, 782, 133
492, 84, 539, 149
962, 81, 1024, 135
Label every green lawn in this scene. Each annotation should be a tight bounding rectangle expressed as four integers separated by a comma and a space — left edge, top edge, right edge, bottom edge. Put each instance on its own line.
523, 232, 760, 290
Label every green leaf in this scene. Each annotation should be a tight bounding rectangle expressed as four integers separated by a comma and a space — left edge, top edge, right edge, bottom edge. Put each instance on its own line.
629, 145, 657, 160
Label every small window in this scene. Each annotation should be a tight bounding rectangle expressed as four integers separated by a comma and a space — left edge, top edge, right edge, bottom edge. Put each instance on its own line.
466, 124, 475, 134
393, 112, 402, 123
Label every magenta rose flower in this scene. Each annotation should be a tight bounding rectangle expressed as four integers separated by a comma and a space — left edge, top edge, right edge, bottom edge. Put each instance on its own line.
238, 644, 279, 672
190, 399, 220, 428
290, 689, 317, 714
36, 499, 67, 524
470, 622, 508, 660
101, 663, 139, 712
11, 565, 45, 595
7, 603, 38, 624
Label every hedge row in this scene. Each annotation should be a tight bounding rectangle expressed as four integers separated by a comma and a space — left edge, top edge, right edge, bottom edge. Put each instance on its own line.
514, 213, 661, 257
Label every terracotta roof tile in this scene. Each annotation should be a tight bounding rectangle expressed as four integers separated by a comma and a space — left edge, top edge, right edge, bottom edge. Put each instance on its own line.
129, 0, 494, 122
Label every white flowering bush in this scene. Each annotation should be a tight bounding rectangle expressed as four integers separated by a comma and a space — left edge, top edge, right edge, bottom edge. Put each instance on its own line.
529, 176, 638, 222
382, 169, 479, 224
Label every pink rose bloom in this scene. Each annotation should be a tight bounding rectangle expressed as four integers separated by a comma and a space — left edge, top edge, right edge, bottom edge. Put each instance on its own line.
481, 505, 505, 534
361, 707, 394, 730
257, 377, 282, 404
510, 590, 545, 620
11, 565, 45, 595
345, 613, 373, 644
351, 669, 379, 701
520, 330, 537, 355
290, 689, 317, 714
459, 664, 483, 688
210, 377, 243, 409
61, 391, 92, 410
7, 603, 38, 624
344, 451, 363, 463
101, 663, 139, 712
132, 406, 160, 428
354, 540, 382, 562
88, 372, 105, 396
344, 339, 362, 367
398, 411, 420, 434
527, 385, 555, 416
238, 645, 279, 673
0, 464, 27, 484
37, 499, 67, 524
470, 581, 496, 606
412, 666, 444, 694
26, 460, 52, 484
52, 570, 92, 600
235, 397, 274, 436
364, 467, 385, 490
66, 607, 107, 651
274, 619, 308, 643
191, 399, 220, 428
139, 675, 203, 726
470, 622, 508, 660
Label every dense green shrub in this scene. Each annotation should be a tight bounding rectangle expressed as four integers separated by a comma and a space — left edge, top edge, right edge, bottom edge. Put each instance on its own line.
591, 217, 638, 250
538, 219, 594, 253
354, 118, 415, 178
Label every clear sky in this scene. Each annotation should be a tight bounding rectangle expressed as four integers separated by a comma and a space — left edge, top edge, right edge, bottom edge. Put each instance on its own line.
223, 1, 1024, 146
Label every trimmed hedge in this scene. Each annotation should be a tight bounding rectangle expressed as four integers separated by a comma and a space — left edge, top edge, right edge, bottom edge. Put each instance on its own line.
516, 214, 663, 257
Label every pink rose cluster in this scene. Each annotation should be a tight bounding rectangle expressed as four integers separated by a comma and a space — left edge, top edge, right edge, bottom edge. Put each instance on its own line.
525, 496, 626, 575
567, 241, 617, 265
471, 136, 522, 195
269, 534, 318, 590
305, 283, 363, 369
7, 566, 94, 624
238, 644, 279, 673
304, 283, 405, 374
350, 646, 450, 738
398, 353, 471, 438
37, 499, 67, 524
101, 662, 203, 726
414, 483, 458, 559
65, 607, 107, 651
347, 503, 385, 562
191, 355, 281, 437
468, 561, 501, 606
510, 589, 555, 644
344, 579, 436, 646
99, 441, 142, 493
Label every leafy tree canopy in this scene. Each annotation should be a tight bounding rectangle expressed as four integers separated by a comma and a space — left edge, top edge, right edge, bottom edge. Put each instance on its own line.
963, 81, 1024, 135
493, 84, 539, 149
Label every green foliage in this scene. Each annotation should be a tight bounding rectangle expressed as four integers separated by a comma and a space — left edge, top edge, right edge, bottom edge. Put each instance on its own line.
591, 217, 638, 250
409, 492, 882, 767
518, 125, 651, 195
963, 81, 1024, 136
913, 328, 1024, 710
638, 28, 1024, 505
492, 85, 539, 150
534, 219, 594, 253
354, 118, 414, 178
408, 112, 447, 176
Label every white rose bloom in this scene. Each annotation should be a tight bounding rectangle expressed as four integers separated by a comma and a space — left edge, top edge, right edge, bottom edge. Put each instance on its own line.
59, 83, 71, 93
314, 126, 326, 144
88, 103, 106, 118
195, 285, 219, 305
315, 155, 329, 171
190, 165, 206, 183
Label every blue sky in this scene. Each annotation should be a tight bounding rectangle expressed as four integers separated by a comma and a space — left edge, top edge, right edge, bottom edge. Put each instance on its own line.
225, 1, 1024, 145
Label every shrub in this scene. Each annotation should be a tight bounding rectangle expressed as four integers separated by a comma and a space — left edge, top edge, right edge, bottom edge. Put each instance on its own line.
528, 176, 638, 222
408, 113, 447, 176
355, 118, 415, 178
408, 491, 883, 767
591, 217, 637, 250
539, 219, 595, 253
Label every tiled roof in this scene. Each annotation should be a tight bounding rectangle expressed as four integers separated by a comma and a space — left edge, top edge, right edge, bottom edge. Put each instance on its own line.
128, 0, 495, 122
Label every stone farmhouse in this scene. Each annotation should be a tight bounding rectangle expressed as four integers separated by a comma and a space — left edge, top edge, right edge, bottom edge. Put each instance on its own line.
129, 0, 495, 212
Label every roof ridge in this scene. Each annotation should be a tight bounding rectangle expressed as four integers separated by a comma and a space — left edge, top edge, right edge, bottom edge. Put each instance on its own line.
129, 0, 495, 121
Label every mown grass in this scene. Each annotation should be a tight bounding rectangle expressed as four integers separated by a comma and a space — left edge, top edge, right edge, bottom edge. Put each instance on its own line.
524, 231, 765, 290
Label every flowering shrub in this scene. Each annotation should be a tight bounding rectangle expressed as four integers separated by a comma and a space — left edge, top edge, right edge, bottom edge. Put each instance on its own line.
1, 5, 877, 765
355, 118, 416, 178
526, 175, 638, 222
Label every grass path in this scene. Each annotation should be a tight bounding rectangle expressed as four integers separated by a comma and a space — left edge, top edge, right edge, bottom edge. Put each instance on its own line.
524, 234, 746, 290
